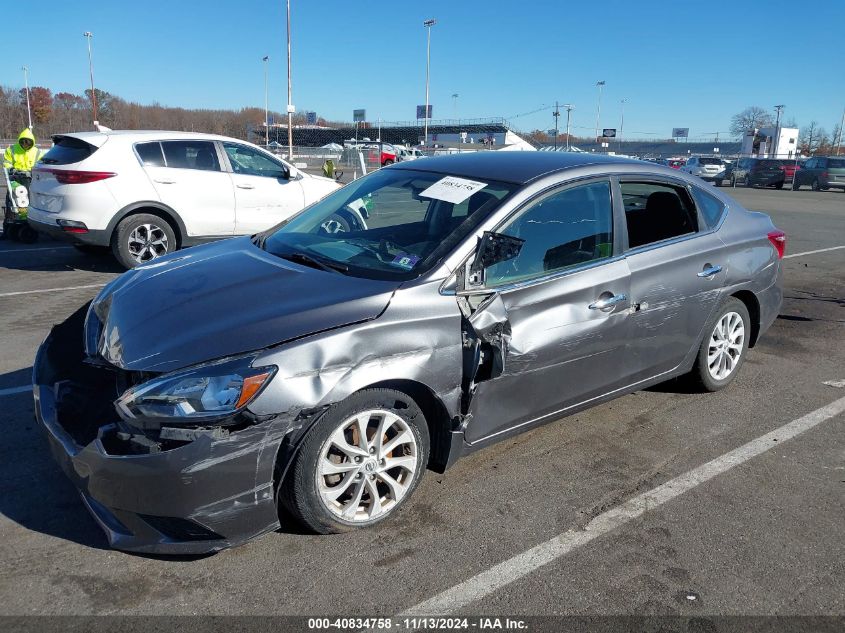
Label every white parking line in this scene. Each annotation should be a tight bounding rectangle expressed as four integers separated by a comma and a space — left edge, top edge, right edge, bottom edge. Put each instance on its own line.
0, 385, 30, 397
0, 283, 106, 298
0, 245, 74, 254
400, 395, 845, 617
784, 245, 845, 259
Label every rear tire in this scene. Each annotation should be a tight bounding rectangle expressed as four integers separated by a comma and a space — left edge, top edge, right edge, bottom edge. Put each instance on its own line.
111, 213, 176, 269
792, 180, 801, 190
688, 297, 750, 392
280, 388, 429, 534
17, 225, 38, 243
775, 182, 784, 190
811, 179, 821, 191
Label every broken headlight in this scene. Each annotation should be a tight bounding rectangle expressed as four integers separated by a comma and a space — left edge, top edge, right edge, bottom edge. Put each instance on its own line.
115, 356, 276, 422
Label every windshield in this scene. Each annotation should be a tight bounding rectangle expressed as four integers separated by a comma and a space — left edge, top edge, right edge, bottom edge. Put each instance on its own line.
259, 168, 518, 280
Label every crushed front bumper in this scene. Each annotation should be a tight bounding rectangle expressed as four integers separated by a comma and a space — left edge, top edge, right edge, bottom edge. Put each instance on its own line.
33, 305, 290, 554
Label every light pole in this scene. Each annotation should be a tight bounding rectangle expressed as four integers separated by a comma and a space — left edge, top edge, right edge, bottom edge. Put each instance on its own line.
836, 106, 845, 156
262, 56, 270, 147
553, 102, 560, 150
423, 18, 436, 147
594, 80, 605, 142
286, 0, 293, 161
452, 93, 458, 121
619, 98, 627, 152
21, 66, 32, 129
83, 31, 97, 126
773, 104, 785, 158
564, 104, 574, 151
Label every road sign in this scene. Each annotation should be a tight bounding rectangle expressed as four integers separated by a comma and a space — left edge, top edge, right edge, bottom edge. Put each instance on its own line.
547, 129, 557, 137
416, 105, 433, 119
602, 128, 617, 138
672, 127, 689, 138
353, 109, 366, 122
306, 111, 317, 125
714, 147, 720, 153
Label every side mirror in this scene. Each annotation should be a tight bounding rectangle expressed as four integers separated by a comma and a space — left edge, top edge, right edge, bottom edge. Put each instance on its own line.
467, 231, 524, 287
286, 166, 299, 179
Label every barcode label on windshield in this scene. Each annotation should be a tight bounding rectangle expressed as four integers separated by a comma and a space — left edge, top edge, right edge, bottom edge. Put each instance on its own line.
419, 176, 488, 204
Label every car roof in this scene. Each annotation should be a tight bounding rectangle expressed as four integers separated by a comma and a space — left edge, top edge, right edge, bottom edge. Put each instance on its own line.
54, 130, 246, 144
390, 151, 643, 184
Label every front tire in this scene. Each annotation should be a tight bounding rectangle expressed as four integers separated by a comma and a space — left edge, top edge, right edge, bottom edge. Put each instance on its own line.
281, 388, 429, 534
689, 297, 750, 392
111, 213, 176, 269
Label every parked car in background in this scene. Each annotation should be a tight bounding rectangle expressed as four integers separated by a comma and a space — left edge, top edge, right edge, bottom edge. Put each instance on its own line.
666, 159, 686, 169
34, 152, 784, 553
27, 131, 340, 268
343, 141, 397, 166
395, 146, 424, 161
718, 158, 796, 189
681, 156, 725, 181
792, 156, 845, 191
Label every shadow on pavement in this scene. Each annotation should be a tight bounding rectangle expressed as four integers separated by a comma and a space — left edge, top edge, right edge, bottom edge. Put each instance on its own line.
0, 366, 109, 551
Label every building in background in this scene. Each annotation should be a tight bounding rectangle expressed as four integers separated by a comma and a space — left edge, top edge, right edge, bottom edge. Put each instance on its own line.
741, 127, 799, 159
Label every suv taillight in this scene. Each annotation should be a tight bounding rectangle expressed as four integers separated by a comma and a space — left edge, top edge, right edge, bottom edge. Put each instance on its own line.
767, 230, 787, 259
36, 168, 116, 184
821, 171, 829, 179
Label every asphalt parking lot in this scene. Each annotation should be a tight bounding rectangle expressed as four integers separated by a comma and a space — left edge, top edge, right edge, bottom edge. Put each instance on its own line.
0, 186, 843, 629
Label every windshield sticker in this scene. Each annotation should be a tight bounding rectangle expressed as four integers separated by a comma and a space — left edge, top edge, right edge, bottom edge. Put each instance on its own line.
389, 252, 421, 270
419, 176, 488, 204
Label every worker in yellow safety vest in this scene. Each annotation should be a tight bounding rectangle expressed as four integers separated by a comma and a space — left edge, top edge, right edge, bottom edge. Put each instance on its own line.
3, 127, 43, 172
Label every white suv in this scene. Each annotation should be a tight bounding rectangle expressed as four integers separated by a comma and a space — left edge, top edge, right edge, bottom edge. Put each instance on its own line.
27, 131, 340, 268
680, 156, 725, 182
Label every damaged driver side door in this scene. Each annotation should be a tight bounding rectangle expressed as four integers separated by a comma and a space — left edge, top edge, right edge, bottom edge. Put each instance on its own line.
457, 178, 633, 445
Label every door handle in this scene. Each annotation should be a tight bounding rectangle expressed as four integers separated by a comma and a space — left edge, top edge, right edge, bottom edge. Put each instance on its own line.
154, 179, 176, 184
697, 264, 722, 277
589, 293, 627, 310
236, 183, 255, 190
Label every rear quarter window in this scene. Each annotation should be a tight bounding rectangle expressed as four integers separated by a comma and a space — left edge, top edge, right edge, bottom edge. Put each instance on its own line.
690, 186, 726, 229
39, 136, 97, 165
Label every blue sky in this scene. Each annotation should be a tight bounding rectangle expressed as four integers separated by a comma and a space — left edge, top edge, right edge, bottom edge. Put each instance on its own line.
3, 0, 844, 140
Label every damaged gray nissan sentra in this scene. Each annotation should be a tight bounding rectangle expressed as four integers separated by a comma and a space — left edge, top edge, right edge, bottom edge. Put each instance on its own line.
33, 152, 785, 553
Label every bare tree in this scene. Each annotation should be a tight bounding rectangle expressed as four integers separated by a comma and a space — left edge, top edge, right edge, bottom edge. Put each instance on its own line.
800, 121, 826, 155
730, 106, 775, 136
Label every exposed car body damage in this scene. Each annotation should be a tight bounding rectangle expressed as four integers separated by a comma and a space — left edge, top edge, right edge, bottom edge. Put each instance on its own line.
33, 153, 784, 553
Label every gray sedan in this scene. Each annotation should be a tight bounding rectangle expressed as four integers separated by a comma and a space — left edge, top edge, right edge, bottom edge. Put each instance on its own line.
33, 152, 785, 553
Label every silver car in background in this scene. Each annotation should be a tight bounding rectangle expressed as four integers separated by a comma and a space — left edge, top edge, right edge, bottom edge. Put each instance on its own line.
681, 156, 726, 182
33, 153, 785, 553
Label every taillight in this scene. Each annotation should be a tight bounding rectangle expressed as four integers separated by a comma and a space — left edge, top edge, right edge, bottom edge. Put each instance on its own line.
767, 230, 787, 259
821, 171, 829, 179
36, 168, 116, 184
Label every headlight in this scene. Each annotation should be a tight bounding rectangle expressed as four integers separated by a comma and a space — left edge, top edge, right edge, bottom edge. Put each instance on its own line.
115, 356, 276, 422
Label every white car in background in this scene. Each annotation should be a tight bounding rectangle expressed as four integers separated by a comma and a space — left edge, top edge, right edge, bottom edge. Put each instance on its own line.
395, 146, 424, 161
27, 131, 340, 268
680, 156, 725, 182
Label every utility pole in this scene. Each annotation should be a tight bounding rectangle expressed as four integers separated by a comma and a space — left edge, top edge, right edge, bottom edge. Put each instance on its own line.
423, 19, 436, 147
83, 32, 97, 126
564, 104, 574, 151
553, 101, 560, 150
452, 93, 458, 120
594, 80, 605, 142
619, 98, 627, 152
263, 56, 270, 147
773, 104, 785, 158
836, 106, 845, 156
21, 66, 32, 129
286, 0, 293, 161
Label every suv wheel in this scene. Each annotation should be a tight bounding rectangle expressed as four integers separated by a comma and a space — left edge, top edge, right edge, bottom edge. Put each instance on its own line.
792, 180, 801, 190
811, 179, 821, 191
280, 388, 429, 534
112, 213, 176, 269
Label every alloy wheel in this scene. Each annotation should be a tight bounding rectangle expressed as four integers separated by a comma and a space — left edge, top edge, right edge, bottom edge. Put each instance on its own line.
315, 409, 418, 522
707, 311, 745, 381
127, 223, 169, 263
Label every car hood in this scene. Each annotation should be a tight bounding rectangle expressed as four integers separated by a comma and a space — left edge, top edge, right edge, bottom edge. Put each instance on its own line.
92, 238, 399, 372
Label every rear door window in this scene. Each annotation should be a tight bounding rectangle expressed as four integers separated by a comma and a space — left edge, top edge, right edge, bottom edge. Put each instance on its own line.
135, 142, 165, 167
39, 136, 97, 165
161, 140, 220, 171
621, 181, 698, 249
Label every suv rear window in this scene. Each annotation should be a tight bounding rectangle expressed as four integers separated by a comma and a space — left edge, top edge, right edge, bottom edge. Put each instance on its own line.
698, 157, 722, 165
828, 158, 845, 169
39, 136, 97, 165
